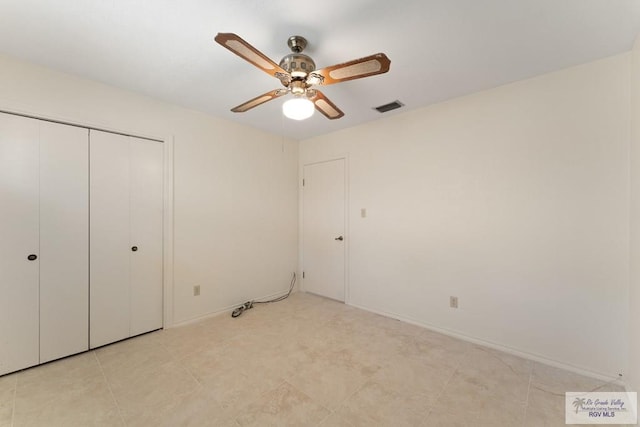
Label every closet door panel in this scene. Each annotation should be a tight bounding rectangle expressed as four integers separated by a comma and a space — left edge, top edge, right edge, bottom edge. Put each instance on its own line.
0, 114, 40, 375
39, 122, 89, 363
90, 130, 130, 348
129, 139, 163, 335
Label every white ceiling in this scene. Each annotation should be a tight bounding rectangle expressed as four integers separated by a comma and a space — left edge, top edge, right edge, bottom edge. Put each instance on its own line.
0, 0, 638, 140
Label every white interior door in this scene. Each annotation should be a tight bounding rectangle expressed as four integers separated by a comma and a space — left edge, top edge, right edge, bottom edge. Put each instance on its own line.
39, 122, 89, 363
90, 130, 131, 348
303, 159, 346, 301
0, 114, 40, 375
129, 138, 163, 336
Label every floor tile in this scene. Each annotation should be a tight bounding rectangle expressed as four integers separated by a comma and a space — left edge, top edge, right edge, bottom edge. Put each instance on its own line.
425, 397, 526, 427
0, 374, 16, 427
523, 386, 566, 427
2, 292, 627, 427
13, 354, 121, 427
235, 381, 330, 427
335, 381, 426, 427
106, 359, 201, 414
531, 362, 624, 394
455, 346, 532, 404
195, 366, 283, 418
95, 333, 173, 380
287, 357, 374, 411
317, 411, 355, 426
372, 354, 452, 414
122, 387, 237, 427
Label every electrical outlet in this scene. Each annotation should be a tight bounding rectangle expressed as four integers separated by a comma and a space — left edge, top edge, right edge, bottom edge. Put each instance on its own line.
193, 285, 200, 296
450, 296, 458, 308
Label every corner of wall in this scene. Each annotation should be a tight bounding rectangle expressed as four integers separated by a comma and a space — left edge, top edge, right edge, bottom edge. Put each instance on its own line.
628, 33, 640, 393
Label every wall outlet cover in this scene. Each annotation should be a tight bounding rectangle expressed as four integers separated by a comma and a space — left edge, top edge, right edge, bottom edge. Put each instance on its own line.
450, 296, 458, 308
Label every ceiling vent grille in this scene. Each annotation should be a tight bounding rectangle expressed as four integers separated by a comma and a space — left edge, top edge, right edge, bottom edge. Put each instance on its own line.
374, 100, 404, 113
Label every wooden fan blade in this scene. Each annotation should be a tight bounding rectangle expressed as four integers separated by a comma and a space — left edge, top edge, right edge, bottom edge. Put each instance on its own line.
215, 33, 290, 84
231, 89, 288, 113
309, 90, 344, 120
308, 53, 390, 86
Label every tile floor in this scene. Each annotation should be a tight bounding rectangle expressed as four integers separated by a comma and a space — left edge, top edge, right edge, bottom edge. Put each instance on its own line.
0, 292, 629, 427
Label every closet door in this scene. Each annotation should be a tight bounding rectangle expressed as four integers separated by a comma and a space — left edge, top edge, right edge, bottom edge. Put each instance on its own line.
39, 122, 89, 363
0, 114, 40, 375
90, 130, 131, 348
90, 131, 163, 348
129, 139, 163, 336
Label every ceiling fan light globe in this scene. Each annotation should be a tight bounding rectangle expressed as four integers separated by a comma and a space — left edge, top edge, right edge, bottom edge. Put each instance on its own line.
283, 97, 314, 120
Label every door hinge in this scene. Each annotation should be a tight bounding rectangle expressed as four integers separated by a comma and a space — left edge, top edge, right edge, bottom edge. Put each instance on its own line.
302, 178, 305, 187
302, 271, 305, 279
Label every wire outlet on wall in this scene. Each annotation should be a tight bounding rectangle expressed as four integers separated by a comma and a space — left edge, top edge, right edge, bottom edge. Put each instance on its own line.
193, 285, 200, 296
450, 296, 458, 308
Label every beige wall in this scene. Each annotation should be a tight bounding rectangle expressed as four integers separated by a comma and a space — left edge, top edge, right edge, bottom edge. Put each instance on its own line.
300, 53, 630, 378
0, 53, 299, 325
630, 36, 640, 393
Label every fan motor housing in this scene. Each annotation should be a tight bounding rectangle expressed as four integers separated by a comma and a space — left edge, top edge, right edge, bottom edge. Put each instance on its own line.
279, 53, 316, 78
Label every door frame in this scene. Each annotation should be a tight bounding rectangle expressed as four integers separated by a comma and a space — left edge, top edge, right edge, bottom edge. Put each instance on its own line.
300, 156, 350, 303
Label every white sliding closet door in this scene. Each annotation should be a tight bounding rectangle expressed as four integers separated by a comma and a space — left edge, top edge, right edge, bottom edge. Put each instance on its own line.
130, 140, 163, 336
0, 114, 40, 375
39, 122, 89, 363
0, 112, 161, 374
0, 114, 89, 374
90, 131, 131, 348
90, 130, 163, 348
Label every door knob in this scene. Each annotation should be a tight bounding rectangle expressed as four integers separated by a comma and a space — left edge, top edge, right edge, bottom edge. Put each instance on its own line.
27, 254, 38, 261
131, 246, 138, 252
335, 236, 344, 241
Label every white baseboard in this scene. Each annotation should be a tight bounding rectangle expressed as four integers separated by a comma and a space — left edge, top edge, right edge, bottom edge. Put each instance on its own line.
169, 288, 296, 328
347, 301, 625, 385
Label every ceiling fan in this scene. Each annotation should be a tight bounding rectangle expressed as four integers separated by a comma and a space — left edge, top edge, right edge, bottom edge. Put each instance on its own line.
214, 33, 391, 120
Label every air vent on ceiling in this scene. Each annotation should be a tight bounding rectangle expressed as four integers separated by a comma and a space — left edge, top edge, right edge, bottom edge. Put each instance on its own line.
374, 100, 404, 113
